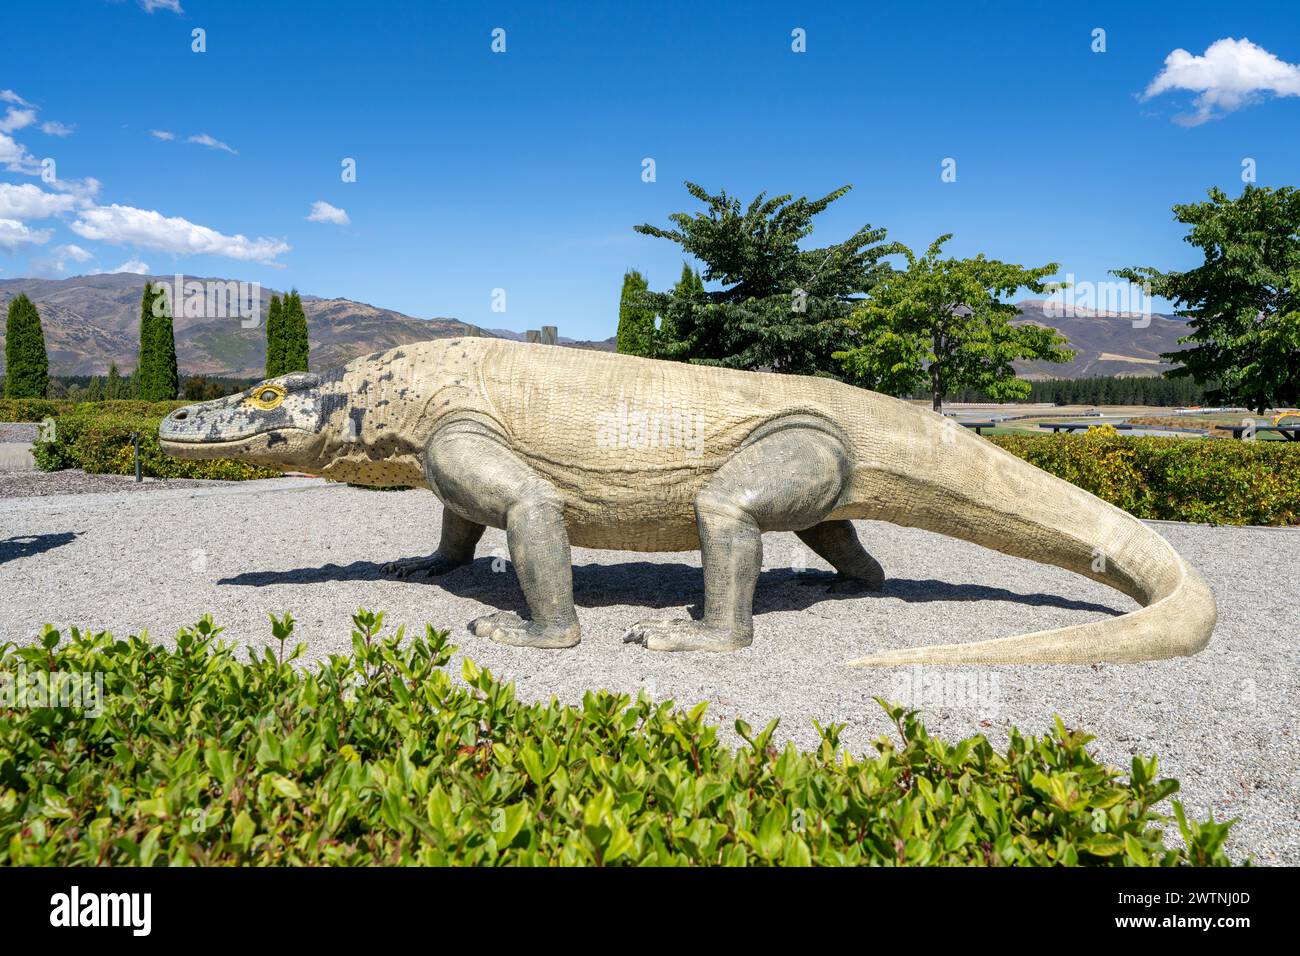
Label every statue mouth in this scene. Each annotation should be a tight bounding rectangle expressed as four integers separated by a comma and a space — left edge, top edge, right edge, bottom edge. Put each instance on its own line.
159, 427, 312, 460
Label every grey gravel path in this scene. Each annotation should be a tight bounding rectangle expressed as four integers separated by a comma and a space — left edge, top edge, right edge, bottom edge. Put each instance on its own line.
0, 470, 228, 498
0, 478, 1296, 864
0, 424, 39, 443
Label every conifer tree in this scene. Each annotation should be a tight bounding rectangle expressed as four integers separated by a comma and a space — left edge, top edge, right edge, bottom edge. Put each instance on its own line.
635, 182, 902, 374
282, 290, 310, 373
4, 293, 49, 398
616, 270, 656, 357
137, 283, 157, 399
106, 361, 123, 400
139, 282, 178, 400
265, 293, 284, 377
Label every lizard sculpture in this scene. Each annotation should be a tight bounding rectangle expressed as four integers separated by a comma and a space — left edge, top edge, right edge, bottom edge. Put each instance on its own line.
159, 338, 1217, 665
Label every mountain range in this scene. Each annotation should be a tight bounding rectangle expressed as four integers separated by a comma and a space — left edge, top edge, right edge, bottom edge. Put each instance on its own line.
0, 274, 1186, 380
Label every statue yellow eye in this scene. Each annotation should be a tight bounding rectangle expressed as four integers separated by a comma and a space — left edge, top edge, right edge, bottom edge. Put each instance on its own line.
248, 384, 286, 410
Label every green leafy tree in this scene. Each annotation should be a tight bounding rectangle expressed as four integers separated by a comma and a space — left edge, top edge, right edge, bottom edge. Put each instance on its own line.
264, 293, 284, 378
837, 235, 1073, 411
282, 290, 310, 373
635, 182, 902, 375
1113, 185, 1300, 413
4, 293, 49, 398
616, 269, 656, 357
138, 282, 178, 401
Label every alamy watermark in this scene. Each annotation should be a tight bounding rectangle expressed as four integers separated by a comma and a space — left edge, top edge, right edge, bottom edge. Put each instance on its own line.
151, 274, 262, 329
596, 393, 705, 458
49, 886, 151, 936
889, 665, 1002, 719
1, 663, 104, 717
1043, 273, 1154, 328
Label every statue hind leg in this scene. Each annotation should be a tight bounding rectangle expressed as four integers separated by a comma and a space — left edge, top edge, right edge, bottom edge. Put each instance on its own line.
424, 419, 581, 649
624, 424, 854, 652
795, 520, 885, 591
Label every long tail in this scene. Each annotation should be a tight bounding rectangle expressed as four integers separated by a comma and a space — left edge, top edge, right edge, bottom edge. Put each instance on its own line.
843, 404, 1216, 666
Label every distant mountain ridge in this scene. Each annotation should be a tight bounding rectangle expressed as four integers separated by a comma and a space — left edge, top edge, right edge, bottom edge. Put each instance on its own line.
0, 273, 473, 378
1011, 299, 1190, 379
0, 274, 1185, 379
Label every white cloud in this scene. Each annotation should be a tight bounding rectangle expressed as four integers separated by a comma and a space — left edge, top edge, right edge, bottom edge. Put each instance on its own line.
0, 94, 75, 170
150, 129, 175, 141
108, 258, 150, 275
49, 177, 103, 203
1143, 37, 1300, 125
28, 243, 94, 277
0, 182, 78, 220
0, 107, 37, 133
70, 203, 290, 264
139, 0, 184, 13
306, 200, 350, 226
0, 218, 53, 251
187, 133, 237, 154
0, 131, 40, 173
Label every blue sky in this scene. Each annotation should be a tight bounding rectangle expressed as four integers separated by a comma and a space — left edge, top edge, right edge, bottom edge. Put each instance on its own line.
2, 0, 1298, 339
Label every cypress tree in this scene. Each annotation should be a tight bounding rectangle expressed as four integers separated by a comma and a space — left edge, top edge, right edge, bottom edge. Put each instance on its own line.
265, 293, 284, 378
140, 283, 178, 400
154, 288, 179, 400
137, 283, 157, 399
282, 290, 310, 373
616, 270, 655, 357
4, 293, 50, 398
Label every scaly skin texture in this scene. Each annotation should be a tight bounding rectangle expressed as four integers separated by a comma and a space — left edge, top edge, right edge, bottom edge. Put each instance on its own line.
160, 338, 1218, 665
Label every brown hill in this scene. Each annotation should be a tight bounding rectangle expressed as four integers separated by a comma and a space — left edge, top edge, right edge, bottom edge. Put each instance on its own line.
1011, 299, 1190, 379
0, 273, 475, 378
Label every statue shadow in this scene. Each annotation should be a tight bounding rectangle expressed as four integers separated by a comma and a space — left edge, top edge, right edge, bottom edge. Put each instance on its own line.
219, 558, 1121, 618
0, 531, 81, 565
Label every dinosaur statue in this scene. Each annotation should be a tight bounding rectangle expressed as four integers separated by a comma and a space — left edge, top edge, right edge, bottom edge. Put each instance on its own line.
159, 338, 1216, 665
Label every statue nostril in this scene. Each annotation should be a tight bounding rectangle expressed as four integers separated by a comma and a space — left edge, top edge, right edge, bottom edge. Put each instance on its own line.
174, 411, 188, 421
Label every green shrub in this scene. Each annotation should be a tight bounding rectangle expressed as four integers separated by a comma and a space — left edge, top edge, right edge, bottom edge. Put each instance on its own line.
0, 612, 1237, 866
991, 431, 1300, 525
32, 406, 278, 481
0, 398, 188, 423
0, 398, 72, 422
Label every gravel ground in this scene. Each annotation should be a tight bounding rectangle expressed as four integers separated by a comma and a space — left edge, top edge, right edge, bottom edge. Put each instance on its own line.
0, 469, 226, 498
0, 424, 38, 442
0, 477, 1296, 864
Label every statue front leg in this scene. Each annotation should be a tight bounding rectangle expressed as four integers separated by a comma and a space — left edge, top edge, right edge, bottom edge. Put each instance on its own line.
383, 508, 485, 578
425, 421, 581, 649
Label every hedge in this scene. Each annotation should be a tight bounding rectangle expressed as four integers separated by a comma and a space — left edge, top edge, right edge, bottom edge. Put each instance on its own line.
990, 429, 1300, 525
0, 398, 72, 422
0, 612, 1237, 866
32, 406, 278, 481
0, 398, 187, 423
